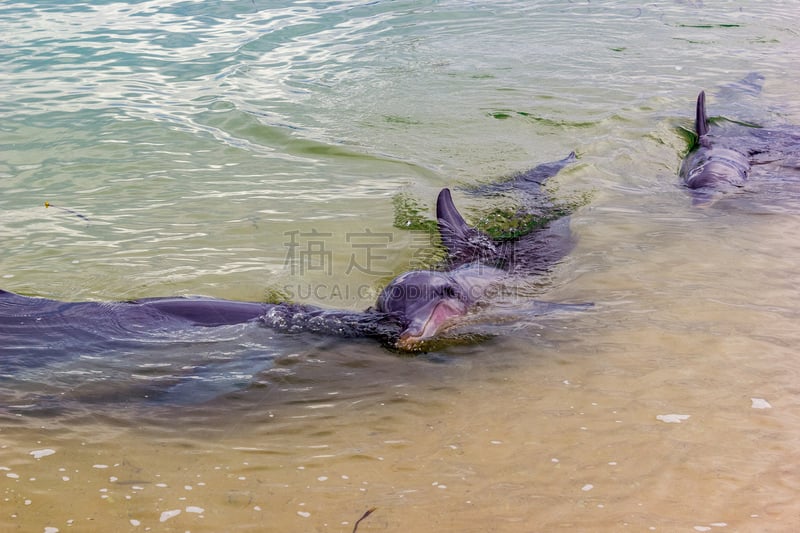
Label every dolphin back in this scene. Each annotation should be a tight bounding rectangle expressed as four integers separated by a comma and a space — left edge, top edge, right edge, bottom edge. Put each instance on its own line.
434, 152, 579, 270
680, 90, 751, 195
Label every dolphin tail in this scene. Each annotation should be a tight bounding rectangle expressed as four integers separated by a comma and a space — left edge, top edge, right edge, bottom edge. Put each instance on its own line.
514, 151, 577, 185
695, 90, 709, 137
466, 152, 577, 196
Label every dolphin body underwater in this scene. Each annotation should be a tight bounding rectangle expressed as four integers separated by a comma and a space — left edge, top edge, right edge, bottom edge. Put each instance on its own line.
1, 153, 582, 359
680, 76, 800, 204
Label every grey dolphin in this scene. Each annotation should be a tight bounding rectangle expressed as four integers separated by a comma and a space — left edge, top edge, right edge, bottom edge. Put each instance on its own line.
1, 154, 580, 355
373, 151, 579, 349
679, 84, 800, 204
680, 90, 750, 193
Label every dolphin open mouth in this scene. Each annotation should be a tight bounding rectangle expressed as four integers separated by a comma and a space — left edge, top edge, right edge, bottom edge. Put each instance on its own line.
396, 299, 466, 351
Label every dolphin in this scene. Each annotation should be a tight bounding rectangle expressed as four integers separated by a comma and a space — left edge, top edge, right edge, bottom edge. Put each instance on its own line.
1, 154, 580, 355
680, 90, 751, 193
679, 83, 800, 204
378, 152, 579, 349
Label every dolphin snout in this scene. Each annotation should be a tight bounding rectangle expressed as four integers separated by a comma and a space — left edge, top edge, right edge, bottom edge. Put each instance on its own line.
395, 299, 466, 351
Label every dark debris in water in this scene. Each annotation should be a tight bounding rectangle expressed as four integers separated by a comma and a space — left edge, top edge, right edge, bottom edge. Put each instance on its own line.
383, 115, 421, 125
392, 192, 438, 233
44, 201, 90, 221
472, 188, 592, 241
487, 110, 596, 128
391, 192, 448, 269
262, 286, 292, 304
676, 23, 742, 28
352, 507, 377, 533
474, 205, 570, 240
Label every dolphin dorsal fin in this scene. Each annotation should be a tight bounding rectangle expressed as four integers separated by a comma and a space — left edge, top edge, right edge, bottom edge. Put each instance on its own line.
436, 188, 501, 266
436, 188, 470, 252
695, 90, 709, 137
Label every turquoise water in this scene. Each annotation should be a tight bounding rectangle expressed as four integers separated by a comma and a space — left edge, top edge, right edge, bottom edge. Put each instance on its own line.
3, 1, 800, 531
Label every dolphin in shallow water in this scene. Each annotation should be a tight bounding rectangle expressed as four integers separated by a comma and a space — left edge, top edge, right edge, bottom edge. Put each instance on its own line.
1, 154, 581, 355
379, 152, 580, 349
679, 80, 800, 204
680, 90, 751, 192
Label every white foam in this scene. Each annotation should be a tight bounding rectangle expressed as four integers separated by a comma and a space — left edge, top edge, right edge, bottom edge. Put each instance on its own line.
30, 449, 56, 459
751, 398, 771, 409
656, 414, 690, 423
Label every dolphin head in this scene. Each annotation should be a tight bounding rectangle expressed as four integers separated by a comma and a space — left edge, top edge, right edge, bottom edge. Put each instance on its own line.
373, 188, 512, 350
375, 265, 505, 351
680, 146, 750, 190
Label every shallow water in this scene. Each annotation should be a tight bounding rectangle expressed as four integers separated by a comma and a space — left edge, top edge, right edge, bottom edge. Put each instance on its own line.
3, 1, 800, 531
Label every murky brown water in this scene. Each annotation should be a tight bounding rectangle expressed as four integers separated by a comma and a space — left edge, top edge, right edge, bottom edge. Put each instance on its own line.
5, 179, 800, 532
